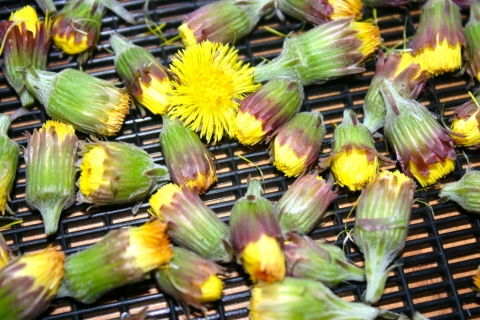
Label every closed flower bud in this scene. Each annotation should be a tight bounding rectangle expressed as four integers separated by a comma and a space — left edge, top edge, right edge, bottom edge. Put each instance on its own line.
320, 109, 390, 191
0, 114, 19, 216
60, 219, 173, 304
0, 233, 12, 270
160, 117, 217, 193
250, 277, 390, 320
0, 6, 52, 107
466, 4, 480, 81
381, 80, 456, 187
230, 179, 285, 283
149, 183, 233, 262
254, 19, 380, 85
234, 78, 303, 146
439, 169, 480, 214
0, 248, 65, 320
277, 172, 336, 235
178, 0, 275, 47
354, 170, 415, 304
363, 51, 427, 133
271, 112, 325, 177
77, 140, 169, 211
284, 233, 364, 286
110, 33, 172, 115
154, 247, 224, 314
24, 68, 131, 136
52, 0, 134, 61
277, 0, 362, 25
450, 96, 480, 148
25, 120, 78, 235
411, 0, 466, 77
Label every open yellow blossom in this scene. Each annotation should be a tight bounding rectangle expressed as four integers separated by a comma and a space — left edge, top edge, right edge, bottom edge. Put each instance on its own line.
241, 234, 286, 283
328, 0, 363, 20
410, 158, 455, 187
273, 140, 307, 178
414, 36, 462, 77
199, 274, 224, 303
331, 147, 378, 191
79, 145, 107, 197
350, 21, 381, 59
451, 109, 480, 147
149, 183, 182, 218
168, 40, 260, 143
9, 5, 38, 36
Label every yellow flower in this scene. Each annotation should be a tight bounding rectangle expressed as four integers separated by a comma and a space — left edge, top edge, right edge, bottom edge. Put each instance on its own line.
79, 145, 107, 197
451, 109, 480, 147
328, 0, 363, 20
272, 139, 307, 177
331, 147, 378, 191
350, 21, 381, 59
410, 158, 455, 187
241, 234, 286, 283
199, 274, 224, 303
394, 52, 425, 78
52, 29, 90, 55
414, 35, 462, 77
136, 77, 171, 115
148, 183, 182, 218
377, 170, 411, 188
9, 5, 39, 36
40, 120, 75, 141
168, 40, 259, 142
234, 110, 266, 145
127, 219, 173, 273
178, 23, 197, 48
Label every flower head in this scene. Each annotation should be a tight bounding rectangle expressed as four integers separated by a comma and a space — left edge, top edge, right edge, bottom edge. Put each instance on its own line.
354, 170, 415, 304
167, 41, 259, 143
271, 112, 325, 177
77, 140, 169, 210
466, 4, 480, 81
25, 120, 78, 235
9, 5, 38, 35
411, 0, 466, 77
380, 79, 456, 187
350, 21, 382, 59
110, 33, 173, 115
160, 117, 217, 193
0, 114, 18, 216
439, 169, 480, 214
363, 51, 427, 133
234, 78, 303, 146
149, 183, 233, 262
230, 179, 285, 283
24, 68, 131, 136
0, 248, 65, 320
450, 97, 480, 148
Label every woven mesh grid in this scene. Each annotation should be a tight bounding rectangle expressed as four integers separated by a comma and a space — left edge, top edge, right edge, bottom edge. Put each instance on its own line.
1, 0, 480, 319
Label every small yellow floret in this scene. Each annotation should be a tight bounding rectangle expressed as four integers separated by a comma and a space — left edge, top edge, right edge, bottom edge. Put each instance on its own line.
127, 219, 173, 273
273, 140, 307, 177
52, 21, 90, 55
241, 234, 286, 283
137, 77, 171, 115
41, 120, 75, 141
79, 146, 107, 197
413, 35, 462, 77
451, 110, 480, 147
377, 170, 412, 189
9, 5, 39, 36
331, 147, 378, 191
199, 274, 224, 303
178, 23, 197, 48
149, 183, 182, 218
234, 111, 266, 146
328, 0, 363, 20
350, 21, 381, 59
410, 158, 455, 187
184, 170, 217, 194
104, 89, 131, 135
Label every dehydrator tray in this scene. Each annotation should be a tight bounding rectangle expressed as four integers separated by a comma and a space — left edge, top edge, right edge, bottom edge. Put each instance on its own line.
1, 0, 480, 319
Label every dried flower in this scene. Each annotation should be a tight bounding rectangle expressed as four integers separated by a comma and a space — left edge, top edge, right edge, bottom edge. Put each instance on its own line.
160, 117, 217, 193
276, 0, 362, 25
24, 120, 78, 235
77, 140, 169, 212
24, 68, 131, 136
465, 4, 480, 81
0, 248, 65, 320
0, 5, 51, 107
110, 33, 173, 115
154, 247, 223, 315
284, 233, 364, 286
149, 183, 233, 262
380, 79, 456, 187
254, 19, 380, 85
411, 0, 466, 77
277, 172, 336, 235
60, 219, 173, 304
230, 179, 285, 283
167, 40, 259, 142
234, 78, 303, 146
439, 169, 480, 214
450, 96, 480, 148
363, 51, 427, 133
354, 170, 415, 304
178, 0, 275, 46
0, 114, 18, 216
271, 112, 325, 177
